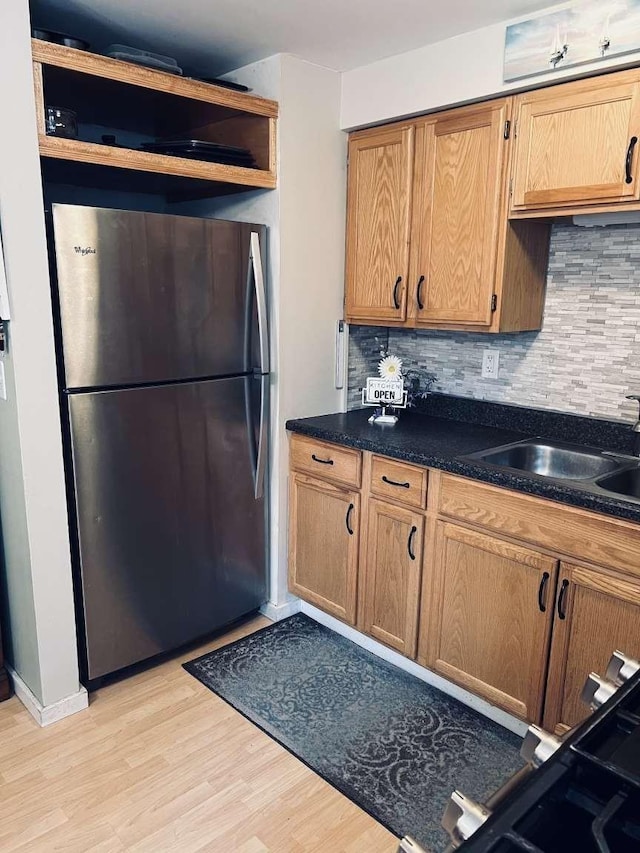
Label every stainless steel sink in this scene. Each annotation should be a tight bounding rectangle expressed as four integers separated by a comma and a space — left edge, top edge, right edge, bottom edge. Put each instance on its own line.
596, 467, 640, 500
468, 440, 624, 480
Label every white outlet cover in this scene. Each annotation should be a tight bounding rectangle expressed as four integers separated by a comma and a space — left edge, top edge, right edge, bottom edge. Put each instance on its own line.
482, 349, 500, 380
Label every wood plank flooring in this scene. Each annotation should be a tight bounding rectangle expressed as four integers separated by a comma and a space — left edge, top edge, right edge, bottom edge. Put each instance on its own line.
0, 616, 398, 852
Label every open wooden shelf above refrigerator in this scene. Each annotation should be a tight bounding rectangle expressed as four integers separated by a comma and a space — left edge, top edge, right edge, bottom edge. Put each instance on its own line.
32, 39, 278, 195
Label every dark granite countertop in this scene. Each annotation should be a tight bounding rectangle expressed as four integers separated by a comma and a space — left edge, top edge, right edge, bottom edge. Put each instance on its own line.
286, 395, 640, 525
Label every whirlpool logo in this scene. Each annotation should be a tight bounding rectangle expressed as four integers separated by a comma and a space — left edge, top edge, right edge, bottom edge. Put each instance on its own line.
74, 246, 97, 256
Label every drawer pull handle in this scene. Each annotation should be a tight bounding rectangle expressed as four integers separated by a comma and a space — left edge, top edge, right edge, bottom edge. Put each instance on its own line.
407, 525, 418, 561
382, 475, 411, 489
345, 503, 355, 536
311, 453, 334, 466
416, 275, 425, 310
393, 276, 402, 310
557, 579, 569, 620
626, 136, 638, 184
538, 571, 550, 613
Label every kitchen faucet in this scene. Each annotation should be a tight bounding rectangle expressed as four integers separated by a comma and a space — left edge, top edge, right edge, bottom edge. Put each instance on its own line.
627, 395, 640, 456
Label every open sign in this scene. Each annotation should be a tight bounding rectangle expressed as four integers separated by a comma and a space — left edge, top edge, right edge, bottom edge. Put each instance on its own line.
363, 377, 407, 407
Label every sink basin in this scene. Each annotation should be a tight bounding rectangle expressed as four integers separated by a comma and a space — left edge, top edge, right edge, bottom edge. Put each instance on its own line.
470, 440, 622, 480
596, 467, 640, 499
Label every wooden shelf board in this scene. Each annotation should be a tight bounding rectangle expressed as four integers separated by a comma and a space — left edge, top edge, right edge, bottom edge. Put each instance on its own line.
32, 39, 278, 119
38, 135, 276, 190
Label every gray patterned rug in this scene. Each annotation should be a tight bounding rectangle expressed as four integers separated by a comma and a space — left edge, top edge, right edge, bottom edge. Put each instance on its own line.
184, 614, 523, 851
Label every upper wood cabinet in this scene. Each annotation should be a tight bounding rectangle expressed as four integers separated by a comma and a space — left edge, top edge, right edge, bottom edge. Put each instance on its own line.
410, 102, 508, 326
543, 562, 640, 735
511, 73, 640, 214
422, 521, 557, 722
345, 101, 550, 332
345, 126, 414, 323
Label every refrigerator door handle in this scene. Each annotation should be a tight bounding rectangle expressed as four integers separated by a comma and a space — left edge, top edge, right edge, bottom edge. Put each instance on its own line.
255, 374, 268, 500
250, 231, 270, 375
245, 372, 268, 500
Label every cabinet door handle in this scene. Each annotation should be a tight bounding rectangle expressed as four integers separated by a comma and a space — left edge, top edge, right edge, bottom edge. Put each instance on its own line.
626, 136, 638, 184
311, 453, 334, 466
382, 475, 411, 489
345, 503, 355, 536
557, 579, 569, 620
393, 276, 402, 310
416, 275, 425, 310
538, 571, 550, 613
407, 525, 418, 561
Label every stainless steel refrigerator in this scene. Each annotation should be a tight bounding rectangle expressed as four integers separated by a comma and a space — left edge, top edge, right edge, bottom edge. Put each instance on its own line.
50, 204, 269, 682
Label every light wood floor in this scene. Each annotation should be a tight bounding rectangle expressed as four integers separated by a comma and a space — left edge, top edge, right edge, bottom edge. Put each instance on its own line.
0, 616, 398, 852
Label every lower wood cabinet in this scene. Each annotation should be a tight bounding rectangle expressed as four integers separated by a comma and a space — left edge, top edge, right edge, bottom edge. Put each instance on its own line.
288, 472, 359, 624
288, 438, 640, 727
422, 522, 557, 723
359, 499, 424, 658
543, 561, 640, 734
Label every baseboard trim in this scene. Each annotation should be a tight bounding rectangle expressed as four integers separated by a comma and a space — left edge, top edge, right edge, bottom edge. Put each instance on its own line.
300, 602, 528, 738
7, 666, 88, 727
260, 598, 302, 622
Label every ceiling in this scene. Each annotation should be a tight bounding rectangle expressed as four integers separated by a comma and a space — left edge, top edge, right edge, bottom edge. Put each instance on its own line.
30, 0, 558, 77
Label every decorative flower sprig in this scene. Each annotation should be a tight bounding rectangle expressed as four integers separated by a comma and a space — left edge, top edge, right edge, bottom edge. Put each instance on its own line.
403, 368, 437, 408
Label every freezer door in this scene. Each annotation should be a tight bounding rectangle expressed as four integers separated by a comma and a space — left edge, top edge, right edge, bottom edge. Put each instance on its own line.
67, 376, 268, 680
52, 204, 267, 388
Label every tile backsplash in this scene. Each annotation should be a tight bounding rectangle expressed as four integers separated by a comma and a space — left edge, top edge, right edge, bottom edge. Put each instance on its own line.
348, 221, 640, 423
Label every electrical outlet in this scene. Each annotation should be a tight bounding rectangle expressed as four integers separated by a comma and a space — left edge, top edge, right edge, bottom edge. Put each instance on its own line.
482, 349, 500, 380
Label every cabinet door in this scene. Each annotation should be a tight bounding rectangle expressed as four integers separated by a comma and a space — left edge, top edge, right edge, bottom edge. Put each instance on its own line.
345, 126, 414, 323
425, 522, 557, 722
512, 78, 640, 210
360, 499, 423, 657
288, 473, 359, 624
544, 562, 640, 735
410, 101, 509, 326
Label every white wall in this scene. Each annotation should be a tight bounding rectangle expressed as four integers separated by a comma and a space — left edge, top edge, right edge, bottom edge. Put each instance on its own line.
341, 2, 640, 129
275, 54, 347, 602
0, 0, 81, 708
173, 53, 346, 608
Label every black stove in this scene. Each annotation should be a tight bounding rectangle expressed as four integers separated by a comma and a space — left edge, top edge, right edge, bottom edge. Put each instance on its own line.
455, 657, 640, 852
399, 652, 640, 853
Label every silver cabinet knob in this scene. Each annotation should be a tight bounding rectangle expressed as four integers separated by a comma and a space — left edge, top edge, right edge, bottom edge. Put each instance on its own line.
520, 724, 562, 767
605, 650, 640, 686
581, 672, 618, 710
442, 790, 491, 848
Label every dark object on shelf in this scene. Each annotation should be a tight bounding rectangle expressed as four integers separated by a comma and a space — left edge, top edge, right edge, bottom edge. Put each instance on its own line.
45, 106, 78, 139
105, 44, 182, 75
32, 28, 89, 51
140, 140, 257, 168
101, 135, 122, 147
196, 77, 252, 93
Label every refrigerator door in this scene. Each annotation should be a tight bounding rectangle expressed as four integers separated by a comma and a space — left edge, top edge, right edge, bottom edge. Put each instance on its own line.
52, 204, 267, 388
67, 376, 267, 680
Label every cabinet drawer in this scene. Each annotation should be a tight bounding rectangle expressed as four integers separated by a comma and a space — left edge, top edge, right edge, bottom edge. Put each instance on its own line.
289, 434, 361, 488
370, 456, 427, 509
438, 474, 640, 580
